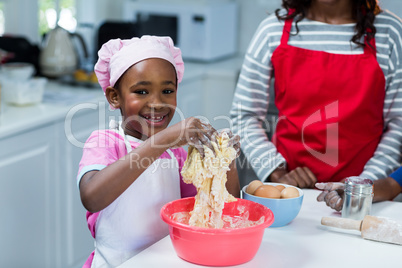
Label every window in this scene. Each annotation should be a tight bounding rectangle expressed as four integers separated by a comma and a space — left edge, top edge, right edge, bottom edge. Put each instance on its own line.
39, 0, 76, 36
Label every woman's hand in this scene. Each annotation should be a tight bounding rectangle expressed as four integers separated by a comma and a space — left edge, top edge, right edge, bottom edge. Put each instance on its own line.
269, 166, 317, 188
316, 182, 345, 211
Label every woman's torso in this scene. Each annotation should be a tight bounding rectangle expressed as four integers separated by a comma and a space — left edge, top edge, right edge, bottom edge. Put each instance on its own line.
248, 9, 400, 78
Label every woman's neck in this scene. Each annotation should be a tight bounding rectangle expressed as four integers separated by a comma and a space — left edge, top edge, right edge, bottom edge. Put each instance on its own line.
306, 0, 355, 24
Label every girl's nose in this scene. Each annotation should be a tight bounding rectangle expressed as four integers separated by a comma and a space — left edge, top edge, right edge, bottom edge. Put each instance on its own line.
148, 93, 164, 108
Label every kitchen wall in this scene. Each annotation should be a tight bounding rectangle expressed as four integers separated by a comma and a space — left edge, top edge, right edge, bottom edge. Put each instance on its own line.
67, 0, 402, 58
0, 0, 284, 56
74, 0, 283, 59
236, 0, 282, 53
2, 0, 39, 43
3, 0, 402, 57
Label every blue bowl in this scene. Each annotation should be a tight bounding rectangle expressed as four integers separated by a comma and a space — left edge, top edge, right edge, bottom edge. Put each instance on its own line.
241, 183, 304, 227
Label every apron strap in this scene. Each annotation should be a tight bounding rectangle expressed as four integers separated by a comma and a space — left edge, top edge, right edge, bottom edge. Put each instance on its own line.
281, 9, 296, 45
281, 16, 293, 45
364, 30, 377, 57
110, 119, 133, 153
166, 149, 175, 159
361, 5, 377, 57
166, 149, 179, 169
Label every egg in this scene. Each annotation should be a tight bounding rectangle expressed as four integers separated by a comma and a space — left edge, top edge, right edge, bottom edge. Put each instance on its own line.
246, 180, 263, 195
275, 185, 286, 192
280, 186, 300, 199
254, 185, 281, 199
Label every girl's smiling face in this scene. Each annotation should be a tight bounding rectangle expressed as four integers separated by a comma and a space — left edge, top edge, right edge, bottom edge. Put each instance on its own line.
110, 58, 178, 140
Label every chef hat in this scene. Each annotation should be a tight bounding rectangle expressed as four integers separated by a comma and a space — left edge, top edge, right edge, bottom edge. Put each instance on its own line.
94, 35, 184, 94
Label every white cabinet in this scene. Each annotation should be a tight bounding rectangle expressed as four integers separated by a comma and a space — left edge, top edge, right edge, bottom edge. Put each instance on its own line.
58, 107, 102, 268
58, 101, 118, 268
0, 124, 57, 267
0, 100, 117, 268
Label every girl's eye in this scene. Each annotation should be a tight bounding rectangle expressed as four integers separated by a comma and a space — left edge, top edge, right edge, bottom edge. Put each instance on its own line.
163, 89, 175, 94
134, 90, 147, 95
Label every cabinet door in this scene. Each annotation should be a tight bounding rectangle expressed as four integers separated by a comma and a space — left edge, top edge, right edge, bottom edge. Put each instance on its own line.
0, 124, 57, 268
59, 101, 119, 268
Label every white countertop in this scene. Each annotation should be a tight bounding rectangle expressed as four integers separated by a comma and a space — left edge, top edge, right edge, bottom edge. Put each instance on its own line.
0, 56, 243, 140
118, 189, 402, 268
0, 80, 103, 139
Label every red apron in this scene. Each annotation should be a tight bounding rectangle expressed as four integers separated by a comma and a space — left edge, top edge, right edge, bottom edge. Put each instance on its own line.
271, 16, 385, 182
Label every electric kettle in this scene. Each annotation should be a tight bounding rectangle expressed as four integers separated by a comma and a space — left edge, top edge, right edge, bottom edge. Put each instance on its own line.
39, 26, 88, 78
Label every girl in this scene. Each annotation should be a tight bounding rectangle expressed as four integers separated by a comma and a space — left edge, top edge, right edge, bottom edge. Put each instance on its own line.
231, 0, 402, 188
77, 36, 240, 267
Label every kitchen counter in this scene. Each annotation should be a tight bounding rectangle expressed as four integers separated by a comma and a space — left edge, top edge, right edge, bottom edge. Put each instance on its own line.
118, 189, 402, 268
0, 80, 104, 139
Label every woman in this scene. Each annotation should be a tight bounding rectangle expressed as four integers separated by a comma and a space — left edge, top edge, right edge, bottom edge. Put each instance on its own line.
230, 0, 402, 188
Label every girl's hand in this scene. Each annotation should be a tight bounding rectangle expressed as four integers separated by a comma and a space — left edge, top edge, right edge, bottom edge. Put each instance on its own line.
168, 117, 217, 156
218, 128, 241, 158
316, 182, 345, 211
270, 166, 317, 188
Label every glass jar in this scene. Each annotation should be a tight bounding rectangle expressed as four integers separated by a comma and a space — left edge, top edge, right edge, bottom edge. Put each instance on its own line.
342, 176, 373, 220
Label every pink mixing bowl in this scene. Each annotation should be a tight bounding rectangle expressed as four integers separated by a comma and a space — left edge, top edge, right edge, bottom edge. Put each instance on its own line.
160, 197, 274, 266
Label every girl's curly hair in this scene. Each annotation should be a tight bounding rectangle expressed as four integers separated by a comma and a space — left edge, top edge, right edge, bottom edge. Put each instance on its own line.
275, 0, 381, 48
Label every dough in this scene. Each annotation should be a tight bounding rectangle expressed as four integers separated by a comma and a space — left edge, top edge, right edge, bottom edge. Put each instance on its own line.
181, 131, 237, 228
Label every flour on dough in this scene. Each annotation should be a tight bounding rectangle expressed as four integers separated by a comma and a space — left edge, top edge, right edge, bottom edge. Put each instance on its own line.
181, 131, 237, 228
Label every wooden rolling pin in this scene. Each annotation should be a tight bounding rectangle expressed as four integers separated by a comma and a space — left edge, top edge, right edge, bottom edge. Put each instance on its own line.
321, 215, 402, 245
